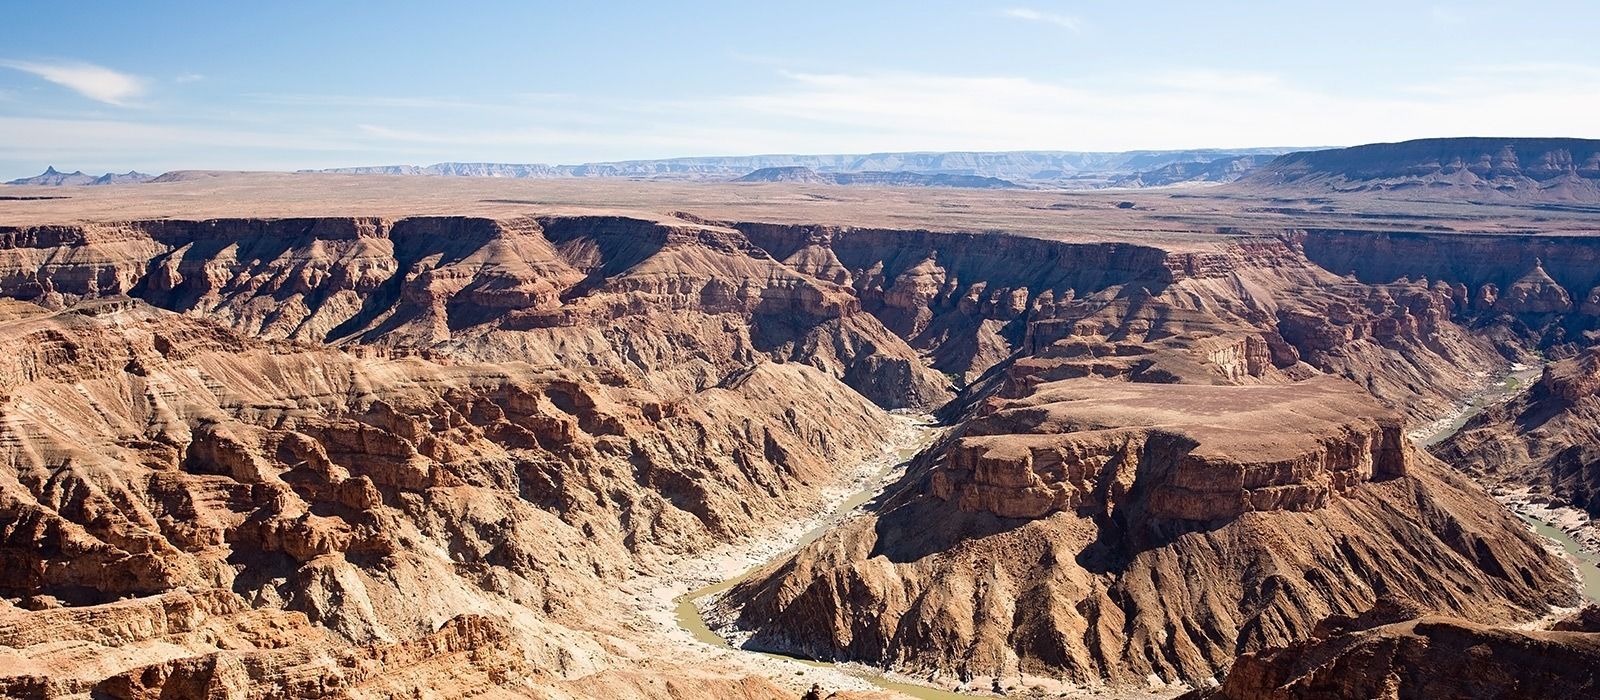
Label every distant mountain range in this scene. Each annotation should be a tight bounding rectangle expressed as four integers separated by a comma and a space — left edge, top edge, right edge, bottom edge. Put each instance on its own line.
1236, 137, 1600, 200
734, 166, 1018, 188
5, 166, 155, 186
14, 139, 1600, 199
1110, 154, 1280, 188
8, 149, 1302, 190
301, 148, 1304, 187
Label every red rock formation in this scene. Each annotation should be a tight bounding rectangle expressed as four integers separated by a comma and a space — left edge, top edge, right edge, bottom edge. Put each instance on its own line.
4, 205, 1597, 698
0, 300, 896, 696
1184, 601, 1600, 700
720, 378, 1567, 689
0, 215, 952, 409
934, 378, 1409, 523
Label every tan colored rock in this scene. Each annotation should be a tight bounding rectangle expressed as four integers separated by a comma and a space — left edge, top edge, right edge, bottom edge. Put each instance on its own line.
1185, 608, 1600, 700
721, 376, 1566, 689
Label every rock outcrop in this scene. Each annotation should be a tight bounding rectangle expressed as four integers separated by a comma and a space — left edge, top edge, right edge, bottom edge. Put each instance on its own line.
934, 378, 1410, 523
719, 376, 1569, 690
0, 299, 894, 696
1183, 600, 1600, 700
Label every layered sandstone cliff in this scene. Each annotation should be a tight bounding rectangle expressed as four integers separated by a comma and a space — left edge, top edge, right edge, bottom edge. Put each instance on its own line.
0, 215, 952, 409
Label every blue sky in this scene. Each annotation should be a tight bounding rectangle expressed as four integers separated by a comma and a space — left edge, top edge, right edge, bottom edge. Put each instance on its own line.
3, 1, 1599, 178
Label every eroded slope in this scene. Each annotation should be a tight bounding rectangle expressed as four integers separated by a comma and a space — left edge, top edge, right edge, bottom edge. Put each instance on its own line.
718, 376, 1568, 691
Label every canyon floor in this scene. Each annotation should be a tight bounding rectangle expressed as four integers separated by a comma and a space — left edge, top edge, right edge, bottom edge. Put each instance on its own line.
3, 168, 1600, 699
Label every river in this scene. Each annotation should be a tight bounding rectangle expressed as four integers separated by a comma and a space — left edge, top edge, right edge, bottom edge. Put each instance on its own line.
1417, 361, 1600, 605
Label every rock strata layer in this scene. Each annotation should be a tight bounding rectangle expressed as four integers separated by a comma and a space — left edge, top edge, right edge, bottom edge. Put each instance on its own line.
1182, 600, 1600, 700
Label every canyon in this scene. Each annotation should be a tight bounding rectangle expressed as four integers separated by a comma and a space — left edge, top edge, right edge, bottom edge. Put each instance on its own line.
2, 138, 1600, 699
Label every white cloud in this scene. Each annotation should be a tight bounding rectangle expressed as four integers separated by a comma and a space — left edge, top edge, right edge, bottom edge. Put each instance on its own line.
711, 67, 1600, 152
0, 60, 146, 105
1001, 7, 1082, 31
175, 72, 205, 83
8, 63, 1600, 171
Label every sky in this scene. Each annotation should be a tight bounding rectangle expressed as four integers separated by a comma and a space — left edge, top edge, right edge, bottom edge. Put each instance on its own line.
3, 1, 1600, 178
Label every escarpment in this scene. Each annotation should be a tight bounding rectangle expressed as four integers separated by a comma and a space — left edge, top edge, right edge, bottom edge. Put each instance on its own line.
736, 223, 1175, 385
6, 214, 1578, 420
732, 222, 1518, 424
1297, 229, 1600, 349
1237, 137, 1600, 201
0, 215, 951, 408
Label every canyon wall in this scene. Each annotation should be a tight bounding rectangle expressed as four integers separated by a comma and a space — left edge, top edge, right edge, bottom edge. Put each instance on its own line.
1434, 347, 1600, 518
2, 210, 1593, 697
0, 298, 893, 696
1183, 600, 1600, 700
1298, 229, 1600, 346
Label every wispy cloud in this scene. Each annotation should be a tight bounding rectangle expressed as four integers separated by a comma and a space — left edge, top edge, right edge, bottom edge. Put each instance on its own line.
0, 60, 147, 105
716, 66, 1600, 151
244, 93, 493, 110
8, 62, 1600, 173
1001, 7, 1082, 31
175, 72, 205, 84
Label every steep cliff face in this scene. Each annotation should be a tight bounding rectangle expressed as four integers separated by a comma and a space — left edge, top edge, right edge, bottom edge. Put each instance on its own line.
1298, 229, 1600, 348
0, 215, 1529, 421
1183, 600, 1600, 700
719, 377, 1569, 689
732, 222, 1503, 424
967, 233, 1505, 424
737, 223, 1175, 385
0, 215, 951, 408
0, 300, 893, 696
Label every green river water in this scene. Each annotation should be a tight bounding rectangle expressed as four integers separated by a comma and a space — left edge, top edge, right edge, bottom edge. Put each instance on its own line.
1421, 362, 1600, 605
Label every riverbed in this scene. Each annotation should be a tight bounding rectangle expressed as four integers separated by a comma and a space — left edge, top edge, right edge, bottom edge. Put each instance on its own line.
1417, 360, 1600, 606
671, 422, 995, 699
